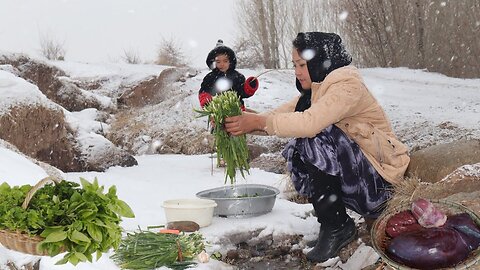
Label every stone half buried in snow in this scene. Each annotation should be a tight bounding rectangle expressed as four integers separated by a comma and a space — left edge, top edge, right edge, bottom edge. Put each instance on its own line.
335, 243, 380, 270
166, 221, 200, 232
76, 131, 138, 171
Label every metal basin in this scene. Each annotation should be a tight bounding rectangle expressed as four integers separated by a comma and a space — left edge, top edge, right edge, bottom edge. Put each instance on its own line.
196, 184, 280, 218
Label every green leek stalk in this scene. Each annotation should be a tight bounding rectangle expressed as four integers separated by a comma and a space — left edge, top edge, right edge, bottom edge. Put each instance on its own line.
111, 230, 204, 270
195, 91, 250, 184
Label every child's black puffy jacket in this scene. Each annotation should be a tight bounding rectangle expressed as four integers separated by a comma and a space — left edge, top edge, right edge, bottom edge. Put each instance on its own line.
198, 68, 258, 110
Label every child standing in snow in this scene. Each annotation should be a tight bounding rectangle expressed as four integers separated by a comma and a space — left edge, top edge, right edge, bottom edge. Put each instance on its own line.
198, 40, 259, 111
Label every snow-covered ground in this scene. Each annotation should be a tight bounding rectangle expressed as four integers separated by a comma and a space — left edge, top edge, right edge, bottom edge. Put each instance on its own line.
0, 59, 479, 269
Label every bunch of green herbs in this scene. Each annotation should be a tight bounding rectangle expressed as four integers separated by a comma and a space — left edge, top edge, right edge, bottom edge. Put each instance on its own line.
195, 91, 250, 184
0, 177, 135, 265
111, 229, 204, 270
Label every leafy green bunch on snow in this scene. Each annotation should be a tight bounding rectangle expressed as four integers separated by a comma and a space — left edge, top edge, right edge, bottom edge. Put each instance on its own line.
0, 177, 135, 265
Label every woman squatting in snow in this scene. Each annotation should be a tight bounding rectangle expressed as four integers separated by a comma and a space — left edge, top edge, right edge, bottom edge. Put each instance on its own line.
224, 32, 410, 262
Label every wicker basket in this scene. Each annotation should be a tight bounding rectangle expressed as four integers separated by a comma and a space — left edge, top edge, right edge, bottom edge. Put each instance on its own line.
371, 199, 480, 270
0, 176, 61, 256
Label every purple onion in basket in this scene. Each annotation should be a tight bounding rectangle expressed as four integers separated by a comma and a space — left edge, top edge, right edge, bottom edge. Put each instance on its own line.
445, 213, 480, 251
411, 198, 447, 228
386, 227, 470, 270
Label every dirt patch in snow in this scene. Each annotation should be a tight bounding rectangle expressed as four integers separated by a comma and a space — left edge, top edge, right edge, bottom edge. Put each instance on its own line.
117, 67, 197, 107
108, 115, 214, 155
395, 120, 480, 152
250, 153, 288, 174
0, 105, 83, 172
217, 216, 373, 270
118, 67, 175, 107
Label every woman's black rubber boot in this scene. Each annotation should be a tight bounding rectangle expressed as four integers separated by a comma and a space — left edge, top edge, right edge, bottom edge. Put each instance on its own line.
304, 163, 357, 262
306, 216, 357, 262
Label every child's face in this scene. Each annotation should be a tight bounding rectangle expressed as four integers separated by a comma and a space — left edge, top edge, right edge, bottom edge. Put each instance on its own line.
215, 54, 230, 72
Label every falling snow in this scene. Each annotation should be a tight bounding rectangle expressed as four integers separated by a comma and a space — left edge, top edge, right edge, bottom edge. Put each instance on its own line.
339, 10, 349, 21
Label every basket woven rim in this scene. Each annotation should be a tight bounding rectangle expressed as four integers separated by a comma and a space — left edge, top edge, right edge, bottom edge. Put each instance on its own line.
0, 229, 47, 256
0, 176, 62, 256
0, 229, 45, 239
371, 199, 480, 270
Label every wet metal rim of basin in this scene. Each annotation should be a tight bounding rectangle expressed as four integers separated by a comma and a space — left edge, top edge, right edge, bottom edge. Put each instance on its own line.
196, 184, 280, 218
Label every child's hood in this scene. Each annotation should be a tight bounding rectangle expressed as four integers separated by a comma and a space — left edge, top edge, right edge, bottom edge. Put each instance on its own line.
206, 39, 237, 70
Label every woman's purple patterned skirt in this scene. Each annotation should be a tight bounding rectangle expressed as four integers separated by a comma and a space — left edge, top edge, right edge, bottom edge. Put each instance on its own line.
282, 125, 392, 218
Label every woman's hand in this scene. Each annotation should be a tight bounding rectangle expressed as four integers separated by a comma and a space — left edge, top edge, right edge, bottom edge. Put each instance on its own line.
225, 112, 266, 136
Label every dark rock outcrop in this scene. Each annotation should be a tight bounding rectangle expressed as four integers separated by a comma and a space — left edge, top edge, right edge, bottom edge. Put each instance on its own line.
0, 105, 84, 172
118, 67, 197, 107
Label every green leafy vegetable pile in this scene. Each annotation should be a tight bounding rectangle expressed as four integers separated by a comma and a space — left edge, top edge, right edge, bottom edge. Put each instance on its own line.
195, 91, 250, 184
235, 192, 260, 198
111, 230, 204, 270
0, 177, 135, 265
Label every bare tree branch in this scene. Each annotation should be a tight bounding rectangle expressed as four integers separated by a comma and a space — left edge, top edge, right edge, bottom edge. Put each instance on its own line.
155, 37, 188, 67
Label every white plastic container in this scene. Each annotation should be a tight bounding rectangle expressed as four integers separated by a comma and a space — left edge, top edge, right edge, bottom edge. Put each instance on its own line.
162, 198, 217, 227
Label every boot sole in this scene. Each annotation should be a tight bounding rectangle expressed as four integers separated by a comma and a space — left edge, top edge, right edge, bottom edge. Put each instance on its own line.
305, 225, 357, 248
306, 239, 317, 248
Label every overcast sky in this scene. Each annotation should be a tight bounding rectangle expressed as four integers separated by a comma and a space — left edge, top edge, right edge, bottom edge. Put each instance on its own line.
0, 0, 237, 68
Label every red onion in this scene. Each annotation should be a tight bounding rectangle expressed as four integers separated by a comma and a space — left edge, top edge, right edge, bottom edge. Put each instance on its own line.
411, 198, 447, 228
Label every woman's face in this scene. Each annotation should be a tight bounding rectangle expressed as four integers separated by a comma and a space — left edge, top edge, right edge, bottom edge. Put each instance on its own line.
215, 54, 230, 73
292, 48, 312, 90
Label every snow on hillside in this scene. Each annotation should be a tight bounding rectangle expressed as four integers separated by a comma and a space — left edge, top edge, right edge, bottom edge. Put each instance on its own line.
0, 60, 479, 269
0, 70, 59, 114
45, 61, 480, 153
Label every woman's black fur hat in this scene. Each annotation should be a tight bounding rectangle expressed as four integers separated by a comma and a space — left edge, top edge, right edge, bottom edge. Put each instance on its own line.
293, 32, 352, 87
292, 32, 352, 112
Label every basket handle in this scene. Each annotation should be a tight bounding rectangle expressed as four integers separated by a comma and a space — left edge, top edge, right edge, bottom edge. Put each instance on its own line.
22, 176, 62, 209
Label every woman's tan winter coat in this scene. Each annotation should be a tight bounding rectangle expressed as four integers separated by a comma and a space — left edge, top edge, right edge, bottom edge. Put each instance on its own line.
263, 66, 410, 184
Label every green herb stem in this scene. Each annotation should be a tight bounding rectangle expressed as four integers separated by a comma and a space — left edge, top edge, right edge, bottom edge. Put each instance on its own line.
194, 91, 250, 184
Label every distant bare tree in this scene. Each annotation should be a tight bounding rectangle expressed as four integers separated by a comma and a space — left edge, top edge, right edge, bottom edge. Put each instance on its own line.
415, 0, 426, 67
423, 0, 480, 77
330, 0, 480, 77
121, 48, 141, 64
233, 38, 263, 69
235, 0, 332, 69
329, 0, 416, 67
155, 37, 187, 67
235, 0, 479, 77
39, 32, 66, 60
